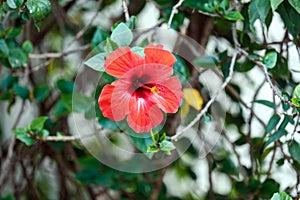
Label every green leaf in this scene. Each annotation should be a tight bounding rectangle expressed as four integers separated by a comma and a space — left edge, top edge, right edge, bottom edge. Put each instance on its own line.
30, 116, 48, 131
7, 0, 24, 9
0, 75, 18, 90
159, 140, 176, 152
289, 141, 300, 163
224, 11, 244, 21
105, 38, 118, 53
13, 128, 35, 146
263, 51, 277, 69
294, 83, 300, 98
257, 0, 271, 24
193, 55, 218, 68
271, 0, 284, 12
253, 99, 275, 109
98, 116, 120, 130
261, 179, 280, 198
173, 55, 190, 84
22, 40, 33, 53
288, 0, 300, 14
248, 0, 260, 31
13, 84, 29, 99
110, 23, 133, 46
56, 79, 74, 94
271, 192, 293, 200
25, 0, 51, 21
61, 93, 92, 113
92, 28, 109, 49
265, 114, 280, 134
147, 144, 159, 153
84, 53, 107, 72
0, 39, 9, 58
292, 98, 300, 107
33, 85, 50, 102
6, 27, 21, 39
38, 129, 49, 137
265, 129, 287, 147
131, 46, 145, 57
125, 16, 137, 29
8, 48, 28, 67
51, 100, 69, 117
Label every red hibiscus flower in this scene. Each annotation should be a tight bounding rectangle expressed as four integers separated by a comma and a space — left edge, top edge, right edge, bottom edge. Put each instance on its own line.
98, 44, 183, 133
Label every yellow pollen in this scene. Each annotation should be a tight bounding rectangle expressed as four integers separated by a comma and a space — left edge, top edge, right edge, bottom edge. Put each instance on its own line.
150, 86, 160, 94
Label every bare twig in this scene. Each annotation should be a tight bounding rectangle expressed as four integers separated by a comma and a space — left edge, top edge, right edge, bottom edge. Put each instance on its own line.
29, 44, 90, 59
172, 50, 237, 141
167, 0, 184, 29
41, 135, 80, 142
238, 47, 293, 106
0, 100, 26, 188
122, 0, 130, 22
67, 0, 102, 47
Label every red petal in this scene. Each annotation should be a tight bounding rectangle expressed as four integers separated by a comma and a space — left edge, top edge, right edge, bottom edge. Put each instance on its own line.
104, 47, 144, 78
148, 77, 183, 113
122, 63, 173, 84
98, 81, 131, 121
144, 44, 177, 67
127, 97, 163, 133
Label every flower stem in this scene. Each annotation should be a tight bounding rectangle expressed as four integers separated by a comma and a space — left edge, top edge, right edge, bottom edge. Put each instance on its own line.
150, 129, 156, 144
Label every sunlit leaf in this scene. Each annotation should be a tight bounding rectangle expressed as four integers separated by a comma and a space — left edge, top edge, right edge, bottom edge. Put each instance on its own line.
110, 23, 133, 47
271, 0, 284, 12
84, 53, 107, 72
263, 51, 277, 69
183, 88, 203, 111
30, 116, 48, 131
288, 0, 300, 14
224, 11, 244, 21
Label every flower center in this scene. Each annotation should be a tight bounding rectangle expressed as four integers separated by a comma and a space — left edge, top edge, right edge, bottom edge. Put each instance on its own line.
135, 82, 160, 95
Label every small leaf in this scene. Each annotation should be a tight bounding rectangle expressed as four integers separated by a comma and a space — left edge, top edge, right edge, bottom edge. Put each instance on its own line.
288, 0, 300, 14
22, 40, 33, 53
13, 84, 29, 99
271, 0, 284, 12
30, 116, 48, 131
291, 98, 300, 107
159, 140, 176, 152
84, 53, 107, 72
110, 23, 133, 47
38, 129, 49, 137
92, 28, 109, 49
131, 46, 145, 57
263, 51, 277, 69
0, 39, 9, 58
125, 16, 137, 29
147, 144, 159, 153
265, 129, 287, 147
265, 114, 280, 135
293, 83, 300, 98
33, 85, 50, 102
173, 55, 190, 84
193, 55, 218, 68
183, 88, 203, 110
257, 0, 271, 24
253, 99, 275, 109
13, 128, 35, 146
7, 0, 24, 9
271, 192, 292, 200
62, 93, 92, 113
105, 38, 118, 53
8, 48, 28, 67
224, 11, 244, 21
289, 141, 300, 163
25, 0, 51, 21
56, 79, 74, 94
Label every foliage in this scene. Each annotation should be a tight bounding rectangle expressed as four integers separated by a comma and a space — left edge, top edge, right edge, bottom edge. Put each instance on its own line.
1, 0, 300, 199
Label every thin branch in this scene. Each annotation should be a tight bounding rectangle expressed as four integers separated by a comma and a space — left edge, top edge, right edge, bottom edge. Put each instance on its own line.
238, 47, 293, 106
67, 0, 102, 47
122, 0, 130, 22
29, 44, 90, 59
172, 51, 237, 141
40, 135, 80, 142
0, 100, 25, 188
167, 0, 184, 29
